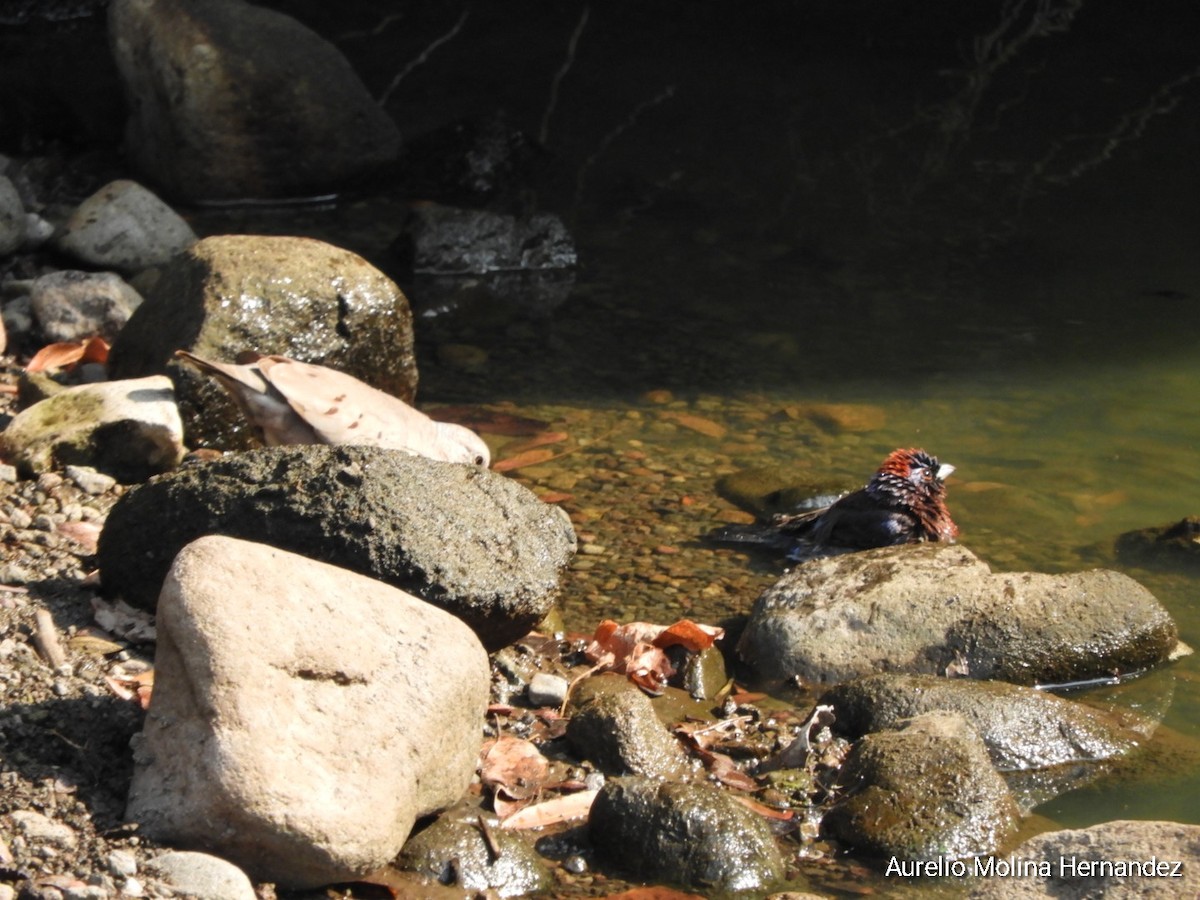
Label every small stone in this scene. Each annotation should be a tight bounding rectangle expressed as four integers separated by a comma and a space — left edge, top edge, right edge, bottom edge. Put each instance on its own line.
9, 810, 78, 849
0, 464, 17, 484
8, 508, 32, 529
107, 849, 138, 877
65, 465, 118, 496
527, 672, 569, 708
119, 877, 143, 897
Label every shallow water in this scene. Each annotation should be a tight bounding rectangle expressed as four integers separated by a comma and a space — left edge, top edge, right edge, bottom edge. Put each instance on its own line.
189, 0, 1200, 888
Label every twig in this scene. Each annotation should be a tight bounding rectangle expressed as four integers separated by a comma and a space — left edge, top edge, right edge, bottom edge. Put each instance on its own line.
378, 8, 470, 107
33, 608, 68, 671
539, 5, 591, 145
572, 85, 677, 214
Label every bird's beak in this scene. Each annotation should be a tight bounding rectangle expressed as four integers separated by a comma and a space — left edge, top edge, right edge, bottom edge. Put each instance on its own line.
937, 463, 955, 481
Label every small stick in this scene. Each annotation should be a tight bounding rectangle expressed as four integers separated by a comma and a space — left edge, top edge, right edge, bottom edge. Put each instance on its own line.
33, 609, 68, 670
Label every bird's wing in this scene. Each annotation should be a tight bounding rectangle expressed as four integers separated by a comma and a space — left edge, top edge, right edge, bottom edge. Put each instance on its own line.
257, 356, 443, 454
175, 350, 320, 445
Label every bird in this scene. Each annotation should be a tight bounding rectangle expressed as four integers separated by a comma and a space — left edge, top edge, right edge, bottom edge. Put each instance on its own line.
174, 350, 491, 467
708, 448, 957, 559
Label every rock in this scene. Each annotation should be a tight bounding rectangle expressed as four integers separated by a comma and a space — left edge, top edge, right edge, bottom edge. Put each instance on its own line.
823, 713, 1020, 862
143, 851, 255, 900
400, 111, 550, 208
54, 180, 196, 274
396, 203, 577, 275
527, 672, 569, 708
715, 465, 849, 518
738, 543, 1178, 686
96, 445, 576, 649
8, 810, 78, 850
821, 673, 1153, 771
565, 675, 690, 779
0, 376, 185, 481
589, 776, 785, 892
29, 270, 144, 343
0, 175, 25, 255
125, 536, 489, 889
106, 234, 419, 450
396, 812, 551, 897
64, 465, 118, 496
1115, 515, 1200, 572
967, 819, 1200, 898
108, 0, 401, 201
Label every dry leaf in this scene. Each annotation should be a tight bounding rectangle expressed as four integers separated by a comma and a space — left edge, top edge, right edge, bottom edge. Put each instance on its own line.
538, 491, 574, 504
105, 669, 154, 709
730, 793, 796, 820
492, 447, 557, 472
429, 407, 550, 436
498, 788, 598, 830
603, 889, 706, 900
26, 337, 110, 373
502, 431, 570, 455
56, 521, 102, 554
91, 596, 157, 643
663, 412, 727, 438
480, 735, 550, 802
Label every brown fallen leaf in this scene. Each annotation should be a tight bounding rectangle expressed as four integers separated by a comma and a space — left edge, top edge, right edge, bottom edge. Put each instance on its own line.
480, 735, 550, 802
603, 889, 706, 900
56, 521, 102, 554
492, 447, 557, 472
663, 412, 727, 438
501, 431, 570, 455
26, 336, 110, 373
538, 491, 574, 504
498, 788, 598, 830
429, 406, 551, 436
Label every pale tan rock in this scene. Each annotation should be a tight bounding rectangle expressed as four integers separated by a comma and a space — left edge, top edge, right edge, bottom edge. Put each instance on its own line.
0, 376, 184, 481
126, 536, 490, 889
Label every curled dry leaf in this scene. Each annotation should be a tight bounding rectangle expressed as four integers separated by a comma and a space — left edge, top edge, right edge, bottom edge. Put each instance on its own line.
480, 735, 550, 805
584, 618, 724, 695
497, 788, 599, 830
26, 336, 110, 373
56, 521, 102, 554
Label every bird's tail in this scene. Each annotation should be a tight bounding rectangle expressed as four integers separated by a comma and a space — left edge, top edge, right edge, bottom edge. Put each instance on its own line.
704, 522, 795, 551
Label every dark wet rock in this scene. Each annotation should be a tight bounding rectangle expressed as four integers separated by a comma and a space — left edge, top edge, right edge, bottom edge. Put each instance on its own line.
106, 234, 418, 450
738, 543, 1178, 686
565, 675, 690, 779
967, 819, 1200, 898
53, 180, 196, 274
0, 376, 185, 481
672, 644, 729, 701
126, 536, 489, 890
401, 111, 551, 209
1115, 515, 1200, 572
589, 776, 785, 892
823, 712, 1020, 862
396, 811, 551, 897
715, 465, 849, 518
108, 0, 401, 201
0, 174, 25, 255
96, 445, 576, 649
29, 270, 143, 343
821, 674, 1153, 771
395, 203, 577, 275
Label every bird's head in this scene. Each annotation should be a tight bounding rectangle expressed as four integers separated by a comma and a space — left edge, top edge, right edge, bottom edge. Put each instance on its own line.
436, 422, 492, 468
867, 448, 958, 540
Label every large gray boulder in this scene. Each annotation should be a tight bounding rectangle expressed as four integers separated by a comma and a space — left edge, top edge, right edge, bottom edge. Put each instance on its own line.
739, 544, 1177, 686
126, 536, 489, 889
97, 445, 576, 649
108, 0, 401, 201
106, 234, 418, 450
